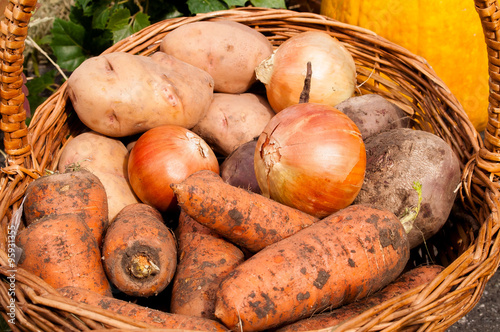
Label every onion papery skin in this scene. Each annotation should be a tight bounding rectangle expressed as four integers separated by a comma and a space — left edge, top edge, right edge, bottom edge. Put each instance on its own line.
128, 125, 220, 213
255, 31, 356, 113
254, 103, 366, 218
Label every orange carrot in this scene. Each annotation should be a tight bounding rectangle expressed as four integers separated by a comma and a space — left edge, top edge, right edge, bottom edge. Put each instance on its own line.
214, 204, 410, 331
58, 286, 230, 331
23, 169, 108, 246
102, 203, 177, 297
170, 169, 318, 252
170, 210, 245, 319
276, 264, 445, 331
16, 213, 112, 296
175, 208, 219, 239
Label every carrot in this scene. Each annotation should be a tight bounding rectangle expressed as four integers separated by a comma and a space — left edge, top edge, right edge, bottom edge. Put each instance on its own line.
175, 208, 220, 239
101, 203, 177, 297
175, 210, 254, 259
58, 286, 230, 331
170, 210, 245, 319
170, 169, 318, 252
276, 264, 445, 331
23, 169, 108, 246
16, 213, 112, 296
214, 204, 410, 331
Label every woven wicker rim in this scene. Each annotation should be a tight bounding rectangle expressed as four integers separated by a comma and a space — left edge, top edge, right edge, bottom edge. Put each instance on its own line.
0, 1, 499, 331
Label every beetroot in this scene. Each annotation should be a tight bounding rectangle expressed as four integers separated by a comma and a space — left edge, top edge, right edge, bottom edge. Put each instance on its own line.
220, 139, 261, 194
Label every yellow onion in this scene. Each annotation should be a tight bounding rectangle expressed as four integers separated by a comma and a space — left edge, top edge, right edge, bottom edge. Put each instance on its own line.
254, 103, 366, 218
128, 125, 219, 213
255, 31, 356, 113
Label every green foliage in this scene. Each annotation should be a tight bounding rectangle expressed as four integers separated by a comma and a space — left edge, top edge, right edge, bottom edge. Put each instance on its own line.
187, 0, 227, 13
186, 0, 285, 14
25, 70, 58, 115
251, 0, 286, 8
51, 18, 87, 71
50, 0, 152, 71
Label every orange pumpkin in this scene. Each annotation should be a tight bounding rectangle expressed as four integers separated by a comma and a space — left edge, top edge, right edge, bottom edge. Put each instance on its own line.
321, 0, 489, 132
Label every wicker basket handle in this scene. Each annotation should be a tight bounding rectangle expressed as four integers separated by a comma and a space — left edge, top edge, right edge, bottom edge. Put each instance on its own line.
0, 0, 36, 167
475, 1, 500, 155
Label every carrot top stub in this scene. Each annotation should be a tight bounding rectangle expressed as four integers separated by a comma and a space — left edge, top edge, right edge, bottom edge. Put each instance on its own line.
214, 204, 410, 331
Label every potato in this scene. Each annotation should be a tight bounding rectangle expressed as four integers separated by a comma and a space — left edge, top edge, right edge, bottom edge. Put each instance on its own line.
335, 94, 410, 140
67, 52, 214, 137
191, 93, 275, 156
160, 20, 273, 94
353, 128, 461, 249
58, 131, 140, 222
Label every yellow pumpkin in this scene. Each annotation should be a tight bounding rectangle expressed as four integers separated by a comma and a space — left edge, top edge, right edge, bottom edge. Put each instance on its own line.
321, 0, 489, 132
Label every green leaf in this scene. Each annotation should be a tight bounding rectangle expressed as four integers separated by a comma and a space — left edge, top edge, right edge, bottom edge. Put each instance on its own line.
25, 70, 58, 113
38, 34, 52, 45
164, 7, 184, 19
106, 8, 131, 31
186, 0, 227, 14
68, 3, 86, 26
86, 30, 114, 55
222, 0, 247, 7
77, 0, 94, 16
107, 8, 132, 43
111, 25, 133, 43
92, 4, 112, 30
146, 1, 189, 21
250, 0, 286, 8
132, 12, 150, 34
50, 18, 87, 71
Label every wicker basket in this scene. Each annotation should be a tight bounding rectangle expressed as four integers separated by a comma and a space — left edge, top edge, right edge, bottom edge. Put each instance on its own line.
0, 0, 499, 331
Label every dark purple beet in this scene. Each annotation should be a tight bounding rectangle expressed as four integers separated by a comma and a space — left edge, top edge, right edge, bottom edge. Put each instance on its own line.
220, 139, 261, 194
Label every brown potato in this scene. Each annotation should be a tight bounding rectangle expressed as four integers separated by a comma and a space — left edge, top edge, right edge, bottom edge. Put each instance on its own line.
67, 52, 214, 137
191, 93, 275, 156
160, 20, 273, 94
58, 131, 140, 222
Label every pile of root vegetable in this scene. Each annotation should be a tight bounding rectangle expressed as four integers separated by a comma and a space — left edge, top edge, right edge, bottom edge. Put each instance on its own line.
14, 19, 463, 332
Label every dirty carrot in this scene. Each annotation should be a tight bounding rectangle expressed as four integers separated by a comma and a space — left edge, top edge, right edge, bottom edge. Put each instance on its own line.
170, 170, 318, 252
276, 264, 445, 331
101, 203, 177, 297
16, 213, 112, 296
170, 210, 245, 319
214, 204, 410, 331
175, 208, 220, 240
23, 169, 108, 246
